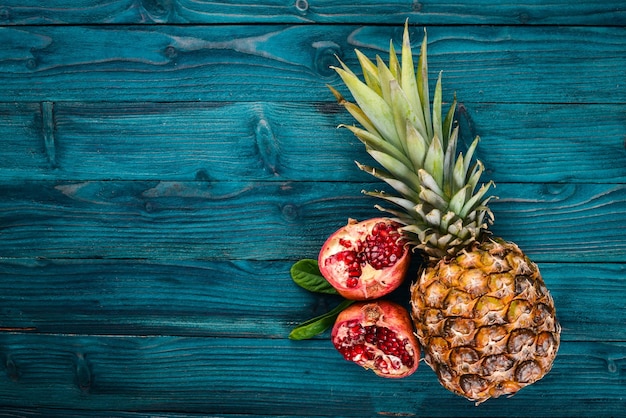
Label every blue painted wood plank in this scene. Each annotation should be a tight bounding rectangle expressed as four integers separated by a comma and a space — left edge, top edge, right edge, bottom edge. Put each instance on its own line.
0, 181, 623, 262
1, 409, 221, 418
0, 410, 292, 418
1, 0, 624, 25
0, 410, 254, 418
0, 334, 623, 416
1, 102, 624, 184
0, 259, 623, 342
489, 183, 626, 262
462, 103, 626, 184
0, 258, 342, 339
0, 25, 624, 103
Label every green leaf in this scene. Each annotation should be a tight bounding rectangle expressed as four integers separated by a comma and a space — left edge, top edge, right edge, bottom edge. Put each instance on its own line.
448, 185, 468, 215
355, 49, 382, 96
290, 259, 338, 295
289, 300, 355, 340
365, 190, 417, 213
401, 21, 421, 121
356, 161, 421, 201
460, 181, 494, 218
443, 126, 459, 196
418, 168, 445, 199
390, 79, 428, 154
463, 136, 480, 179
375, 55, 395, 106
417, 31, 433, 139
423, 134, 444, 188
369, 150, 421, 190
433, 71, 444, 149
442, 93, 457, 144
328, 85, 380, 136
405, 122, 428, 171
453, 153, 466, 192
388, 40, 401, 80
341, 124, 412, 169
419, 183, 448, 210
332, 66, 400, 150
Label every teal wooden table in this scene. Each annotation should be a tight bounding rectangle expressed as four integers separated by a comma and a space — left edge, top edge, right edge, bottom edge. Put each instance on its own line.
1, 1, 625, 416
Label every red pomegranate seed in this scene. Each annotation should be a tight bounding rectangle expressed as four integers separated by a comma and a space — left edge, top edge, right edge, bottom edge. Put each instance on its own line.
346, 277, 359, 288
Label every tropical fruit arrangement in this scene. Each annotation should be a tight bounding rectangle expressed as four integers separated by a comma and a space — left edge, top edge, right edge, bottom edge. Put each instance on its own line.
290, 22, 561, 404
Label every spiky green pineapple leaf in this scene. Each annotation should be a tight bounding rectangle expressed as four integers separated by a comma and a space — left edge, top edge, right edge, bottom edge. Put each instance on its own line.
405, 122, 428, 172
461, 183, 494, 218
365, 190, 417, 214
340, 124, 411, 168
355, 49, 382, 96
453, 154, 467, 193
467, 160, 485, 193
443, 94, 457, 144
400, 21, 423, 127
448, 185, 469, 215
376, 55, 395, 107
418, 168, 445, 199
356, 162, 421, 201
328, 85, 381, 137
432, 72, 444, 149
367, 150, 422, 194
419, 184, 448, 211
440, 210, 458, 232
443, 126, 459, 196
463, 136, 480, 180
423, 135, 444, 188
417, 31, 432, 139
332, 65, 400, 150
388, 40, 401, 79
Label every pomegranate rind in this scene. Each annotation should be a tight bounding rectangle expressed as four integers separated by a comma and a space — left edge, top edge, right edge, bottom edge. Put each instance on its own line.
331, 300, 420, 378
318, 218, 411, 300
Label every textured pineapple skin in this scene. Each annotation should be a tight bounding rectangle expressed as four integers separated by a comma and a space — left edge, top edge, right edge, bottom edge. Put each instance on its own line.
410, 238, 561, 404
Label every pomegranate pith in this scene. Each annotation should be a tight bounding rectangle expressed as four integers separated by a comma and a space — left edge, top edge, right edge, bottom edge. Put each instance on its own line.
331, 300, 420, 378
318, 218, 410, 300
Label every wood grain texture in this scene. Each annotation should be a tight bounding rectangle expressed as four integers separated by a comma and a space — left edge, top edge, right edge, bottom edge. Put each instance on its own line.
1, 101, 624, 183
0, 181, 624, 262
1, 0, 624, 25
0, 334, 623, 416
0, 25, 624, 103
1, 2, 625, 416
0, 259, 623, 342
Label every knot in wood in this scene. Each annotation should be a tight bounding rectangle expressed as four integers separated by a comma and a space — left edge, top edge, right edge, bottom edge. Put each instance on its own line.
294, 0, 309, 13
0, 7, 11, 21
281, 204, 299, 222
312, 41, 341, 77
254, 118, 280, 175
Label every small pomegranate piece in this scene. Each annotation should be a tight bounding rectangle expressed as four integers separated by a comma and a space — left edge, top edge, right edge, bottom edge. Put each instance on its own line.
331, 300, 420, 378
318, 218, 410, 300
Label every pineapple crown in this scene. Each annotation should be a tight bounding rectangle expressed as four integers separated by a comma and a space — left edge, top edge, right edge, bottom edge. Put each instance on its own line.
329, 22, 495, 259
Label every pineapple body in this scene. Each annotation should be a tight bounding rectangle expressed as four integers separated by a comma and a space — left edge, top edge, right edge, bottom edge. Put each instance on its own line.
411, 239, 560, 403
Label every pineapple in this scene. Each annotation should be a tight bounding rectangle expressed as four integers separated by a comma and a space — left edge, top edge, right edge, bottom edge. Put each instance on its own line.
329, 22, 561, 403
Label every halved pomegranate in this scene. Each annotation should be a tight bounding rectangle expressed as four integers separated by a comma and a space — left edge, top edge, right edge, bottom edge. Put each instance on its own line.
331, 300, 420, 378
318, 218, 410, 300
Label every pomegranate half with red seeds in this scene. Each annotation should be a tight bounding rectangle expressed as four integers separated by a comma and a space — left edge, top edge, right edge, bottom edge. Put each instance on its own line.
318, 218, 410, 300
331, 300, 420, 378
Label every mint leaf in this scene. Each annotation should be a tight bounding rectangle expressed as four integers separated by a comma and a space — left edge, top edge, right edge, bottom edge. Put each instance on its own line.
288, 300, 354, 340
290, 259, 338, 295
